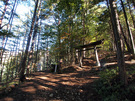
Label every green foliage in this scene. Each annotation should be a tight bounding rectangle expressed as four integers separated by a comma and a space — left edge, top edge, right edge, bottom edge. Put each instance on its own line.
99, 68, 118, 85
127, 65, 135, 75
2, 57, 19, 82
94, 68, 133, 101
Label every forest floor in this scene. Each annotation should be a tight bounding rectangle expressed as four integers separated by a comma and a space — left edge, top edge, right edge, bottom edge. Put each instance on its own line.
0, 67, 101, 101
0, 51, 135, 101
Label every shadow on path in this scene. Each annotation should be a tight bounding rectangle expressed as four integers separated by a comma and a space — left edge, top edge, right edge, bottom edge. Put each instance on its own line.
0, 68, 100, 101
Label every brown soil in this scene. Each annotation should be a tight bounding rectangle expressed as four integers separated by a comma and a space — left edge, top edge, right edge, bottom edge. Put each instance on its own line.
0, 52, 135, 101
0, 67, 101, 101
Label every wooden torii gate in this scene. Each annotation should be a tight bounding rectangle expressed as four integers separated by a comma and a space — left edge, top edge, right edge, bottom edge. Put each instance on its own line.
75, 39, 104, 67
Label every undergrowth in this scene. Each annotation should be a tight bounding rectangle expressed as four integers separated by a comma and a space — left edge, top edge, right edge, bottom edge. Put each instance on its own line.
94, 68, 135, 101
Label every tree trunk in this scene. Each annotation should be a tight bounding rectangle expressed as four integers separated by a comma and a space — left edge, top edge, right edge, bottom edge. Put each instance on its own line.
19, 0, 39, 81
109, 0, 127, 85
0, 0, 18, 67
115, 4, 128, 52
27, 0, 41, 74
8, 0, 18, 30
0, 0, 9, 29
34, 19, 42, 72
127, 0, 135, 29
106, 0, 117, 52
81, 6, 86, 58
119, 21, 131, 52
120, 0, 135, 56
79, 49, 83, 67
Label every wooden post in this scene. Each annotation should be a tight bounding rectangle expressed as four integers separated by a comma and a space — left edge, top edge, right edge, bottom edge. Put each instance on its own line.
75, 49, 78, 64
94, 46, 100, 66
57, 59, 62, 73
54, 64, 57, 73
79, 49, 83, 67
83, 48, 86, 58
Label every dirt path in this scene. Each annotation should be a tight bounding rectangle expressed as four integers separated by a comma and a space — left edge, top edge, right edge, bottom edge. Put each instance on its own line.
0, 67, 100, 101
1, 53, 135, 101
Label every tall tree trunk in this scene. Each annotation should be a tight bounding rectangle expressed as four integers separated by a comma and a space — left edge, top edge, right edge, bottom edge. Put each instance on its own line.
8, 0, 18, 30
58, 18, 61, 63
68, 18, 74, 65
115, 5, 125, 52
19, 0, 39, 81
81, 6, 86, 58
0, 0, 9, 29
0, 0, 18, 67
34, 18, 42, 71
120, 0, 135, 56
119, 21, 131, 52
106, 0, 117, 52
0, 0, 11, 76
0, 36, 6, 82
109, 0, 127, 85
127, 0, 135, 29
27, 0, 41, 74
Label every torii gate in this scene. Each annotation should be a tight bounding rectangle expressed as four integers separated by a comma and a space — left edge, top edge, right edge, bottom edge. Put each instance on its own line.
75, 39, 104, 67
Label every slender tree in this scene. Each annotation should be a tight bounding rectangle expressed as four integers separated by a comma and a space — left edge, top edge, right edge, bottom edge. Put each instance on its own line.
109, 0, 127, 85
27, 0, 42, 74
0, 0, 9, 29
127, 0, 135, 29
19, 0, 39, 80
120, 0, 135, 56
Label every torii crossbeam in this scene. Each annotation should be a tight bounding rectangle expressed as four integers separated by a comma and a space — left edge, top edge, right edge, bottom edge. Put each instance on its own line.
75, 39, 104, 67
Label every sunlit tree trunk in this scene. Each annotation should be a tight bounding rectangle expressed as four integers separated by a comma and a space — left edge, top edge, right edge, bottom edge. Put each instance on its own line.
27, 0, 41, 74
120, 0, 135, 56
19, 0, 39, 81
109, 0, 127, 86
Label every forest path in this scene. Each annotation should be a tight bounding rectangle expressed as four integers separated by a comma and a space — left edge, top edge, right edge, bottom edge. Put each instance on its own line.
1, 53, 134, 101
0, 67, 100, 101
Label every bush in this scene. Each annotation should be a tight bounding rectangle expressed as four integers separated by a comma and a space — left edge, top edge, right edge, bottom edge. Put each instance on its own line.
94, 68, 132, 101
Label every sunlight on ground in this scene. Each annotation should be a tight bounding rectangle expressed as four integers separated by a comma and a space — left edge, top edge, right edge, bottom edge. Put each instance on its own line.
21, 86, 36, 93
125, 60, 135, 64
39, 76, 49, 80
46, 82, 58, 87
39, 76, 60, 82
49, 100, 63, 101
105, 60, 135, 66
2, 97, 14, 101
106, 62, 117, 66
38, 85, 53, 91
89, 76, 100, 79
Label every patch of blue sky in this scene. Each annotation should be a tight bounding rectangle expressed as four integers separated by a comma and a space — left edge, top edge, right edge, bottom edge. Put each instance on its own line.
97, 1, 107, 7
1, 0, 55, 51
